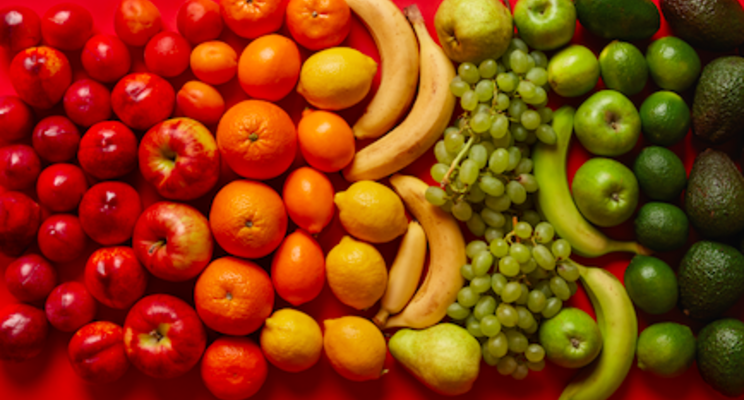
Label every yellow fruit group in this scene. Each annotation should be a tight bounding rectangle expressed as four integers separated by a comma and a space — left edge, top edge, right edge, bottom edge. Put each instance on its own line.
334, 180, 408, 243
323, 316, 387, 381
325, 236, 387, 310
260, 308, 323, 373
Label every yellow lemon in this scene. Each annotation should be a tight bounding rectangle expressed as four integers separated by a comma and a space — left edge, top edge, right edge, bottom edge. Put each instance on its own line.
334, 180, 407, 243
325, 236, 387, 310
297, 47, 378, 110
323, 316, 387, 381
260, 308, 323, 373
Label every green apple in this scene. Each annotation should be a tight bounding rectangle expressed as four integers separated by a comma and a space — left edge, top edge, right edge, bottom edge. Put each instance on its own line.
434, 0, 513, 64
547, 45, 599, 97
574, 90, 641, 156
513, 0, 576, 51
539, 307, 603, 369
572, 157, 639, 227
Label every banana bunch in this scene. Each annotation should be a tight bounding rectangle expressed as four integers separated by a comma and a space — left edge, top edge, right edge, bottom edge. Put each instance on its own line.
532, 106, 651, 258
343, 5, 456, 182
560, 262, 638, 400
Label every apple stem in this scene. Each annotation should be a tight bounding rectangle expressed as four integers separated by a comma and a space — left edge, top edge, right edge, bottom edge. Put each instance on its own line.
441, 136, 476, 188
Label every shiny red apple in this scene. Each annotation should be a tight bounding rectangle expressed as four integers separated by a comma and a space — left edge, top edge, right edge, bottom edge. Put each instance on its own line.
0, 191, 41, 256
78, 121, 138, 180
0, 303, 48, 362
5, 254, 57, 303
84, 246, 148, 309
45, 281, 97, 332
37, 214, 88, 263
144, 31, 191, 78
41, 2, 93, 51
9, 46, 72, 109
111, 72, 175, 131
0, 144, 41, 191
0, 6, 41, 53
63, 79, 112, 128
36, 163, 88, 213
78, 181, 142, 246
31, 115, 80, 163
68, 321, 130, 383
0, 95, 34, 144
81, 34, 132, 83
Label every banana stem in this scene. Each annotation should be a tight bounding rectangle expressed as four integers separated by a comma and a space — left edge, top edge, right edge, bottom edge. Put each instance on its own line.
441, 135, 476, 187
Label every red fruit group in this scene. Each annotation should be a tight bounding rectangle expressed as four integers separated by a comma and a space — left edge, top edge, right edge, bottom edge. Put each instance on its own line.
177, 0, 223, 44
63, 79, 112, 128
78, 181, 142, 246
84, 246, 148, 309
111, 72, 175, 131
68, 321, 130, 384
0, 95, 34, 145
31, 116, 80, 163
0, 6, 41, 53
37, 214, 88, 263
0, 144, 41, 191
0, 191, 41, 257
5, 254, 58, 303
9, 46, 72, 109
81, 34, 132, 83
41, 3, 93, 51
78, 121, 139, 180
45, 282, 97, 332
114, 0, 162, 47
0, 303, 48, 362
144, 32, 191, 78
36, 163, 88, 213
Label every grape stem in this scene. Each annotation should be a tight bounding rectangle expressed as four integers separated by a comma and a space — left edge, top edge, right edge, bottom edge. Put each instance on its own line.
441, 135, 476, 188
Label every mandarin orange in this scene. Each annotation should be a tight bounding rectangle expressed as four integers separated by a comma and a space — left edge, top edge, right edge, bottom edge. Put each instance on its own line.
286, 0, 351, 50
237, 34, 301, 102
201, 336, 268, 400
220, 0, 287, 39
190, 40, 238, 85
282, 166, 334, 234
297, 109, 355, 172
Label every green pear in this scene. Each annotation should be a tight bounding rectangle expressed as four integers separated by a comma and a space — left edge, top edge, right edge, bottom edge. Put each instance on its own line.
434, 0, 513, 64
388, 323, 481, 396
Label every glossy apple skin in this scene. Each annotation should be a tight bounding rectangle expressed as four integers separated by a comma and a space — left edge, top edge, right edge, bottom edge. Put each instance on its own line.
78, 121, 138, 180
0, 303, 48, 362
5, 254, 57, 302
175, 81, 225, 126
45, 281, 97, 333
84, 246, 148, 309
10, 46, 72, 109
114, 0, 162, 47
0, 6, 41, 53
37, 214, 88, 263
81, 34, 132, 83
36, 163, 88, 213
176, 0, 223, 45
63, 79, 112, 128
132, 202, 213, 282
144, 32, 191, 78
41, 3, 93, 51
0, 191, 41, 257
78, 181, 142, 246
138, 118, 220, 200
123, 294, 207, 379
68, 321, 130, 383
111, 72, 175, 131
0, 144, 41, 191
0, 95, 34, 144
31, 116, 80, 163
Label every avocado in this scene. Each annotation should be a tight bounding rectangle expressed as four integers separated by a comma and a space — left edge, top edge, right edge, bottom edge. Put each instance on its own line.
697, 318, 744, 397
575, 0, 660, 41
660, 0, 744, 52
677, 241, 744, 320
691, 56, 744, 144
685, 149, 744, 238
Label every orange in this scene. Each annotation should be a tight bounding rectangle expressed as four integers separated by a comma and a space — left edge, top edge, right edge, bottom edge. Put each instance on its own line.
237, 34, 301, 102
220, 0, 287, 39
194, 256, 275, 335
176, 80, 226, 126
201, 336, 268, 400
190, 40, 238, 85
282, 166, 334, 233
217, 100, 298, 180
286, 0, 351, 50
271, 229, 325, 306
297, 109, 355, 172
209, 179, 288, 259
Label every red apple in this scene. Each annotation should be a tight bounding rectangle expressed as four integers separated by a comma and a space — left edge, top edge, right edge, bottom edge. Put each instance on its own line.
31, 115, 80, 163
36, 163, 88, 213
111, 72, 175, 131
177, 0, 223, 45
144, 32, 191, 78
132, 202, 213, 282
81, 34, 132, 83
138, 117, 219, 200
0, 191, 41, 256
10, 46, 72, 109
5, 254, 57, 302
123, 294, 206, 379
0, 6, 41, 53
41, 3, 93, 51
45, 281, 97, 332
68, 321, 130, 383
78, 181, 142, 246
37, 214, 88, 263
78, 121, 138, 180
114, 0, 162, 47
0, 95, 34, 144
0, 144, 41, 191
85, 246, 148, 309
63, 79, 112, 128
0, 303, 48, 362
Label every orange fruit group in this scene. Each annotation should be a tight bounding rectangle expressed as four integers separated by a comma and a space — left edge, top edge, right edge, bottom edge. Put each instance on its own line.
271, 229, 326, 306
220, 0, 287, 39
201, 336, 268, 400
238, 34, 301, 102
297, 109, 355, 172
194, 256, 275, 336
286, 0, 352, 50
217, 100, 297, 180
282, 166, 334, 234
190, 40, 238, 85
209, 179, 288, 259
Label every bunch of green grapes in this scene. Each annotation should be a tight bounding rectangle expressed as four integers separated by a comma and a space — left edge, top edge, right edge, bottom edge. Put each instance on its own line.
446, 219, 580, 379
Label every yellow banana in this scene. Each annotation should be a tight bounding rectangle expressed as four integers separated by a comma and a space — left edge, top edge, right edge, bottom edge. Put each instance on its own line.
383, 174, 466, 330
346, 0, 419, 140
373, 220, 427, 327
532, 106, 651, 258
343, 5, 456, 182
560, 262, 638, 400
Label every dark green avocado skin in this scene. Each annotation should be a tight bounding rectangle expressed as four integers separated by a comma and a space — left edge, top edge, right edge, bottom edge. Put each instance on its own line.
661, 0, 744, 51
697, 319, 744, 397
575, 0, 660, 41
692, 56, 744, 144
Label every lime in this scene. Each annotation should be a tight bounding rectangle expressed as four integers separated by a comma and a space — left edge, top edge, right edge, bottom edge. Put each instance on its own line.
646, 36, 701, 92
636, 322, 696, 377
633, 146, 687, 201
599, 41, 648, 96
639, 90, 691, 146
624, 255, 678, 315
634, 202, 689, 252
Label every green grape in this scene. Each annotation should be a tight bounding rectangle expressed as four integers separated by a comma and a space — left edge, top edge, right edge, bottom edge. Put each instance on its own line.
489, 238, 509, 258
466, 213, 487, 237
515, 157, 534, 176
534, 222, 555, 243
434, 140, 455, 165
530, 50, 548, 68
472, 251, 494, 276
430, 163, 449, 183
510, 123, 529, 142
450, 76, 470, 97
469, 144, 488, 169
475, 79, 495, 102
522, 210, 541, 228
525, 344, 545, 363
524, 320, 539, 335
482, 342, 500, 366
537, 107, 553, 123
488, 148, 510, 174
524, 130, 538, 145
530, 86, 548, 106
485, 227, 505, 242
505, 329, 529, 353
542, 297, 563, 319
441, 200, 453, 213
496, 61, 507, 74
452, 200, 473, 222
497, 355, 518, 376
458, 286, 480, 308
501, 281, 522, 303
479, 59, 498, 79
514, 221, 533, 239
467, 185, 486, 203
518, 173, 539, 193
481, 140, 495, 155
491, 273, 507, 295
480, 315, 502, 337
525, 53, 536, 72
527, 359, 546, 372
527, 289, 547, 313
507, 147, 522, 170
444, 130, 465, 153
460, 90, 479, 111
510, 50, 530, 74
499, 256, 520, 277
512, 364, 529, 380
496, 72, 518, 92
475, 103, 491, 115
516, 306, 535, 329
492, 130, 512, 149
521, 109, 541, 130
508, 98, 527, 120
494, 93, 510, 111
460, 263, 475, 281
501, 48, 514, 71
470, 112, 491, 134
466, 315, 484, 337
552, 239, 572, 260
474, 295, 497, 320
520, 258, 538, 274
509, 242, 531, 263
443, 125, 460, 137
488, 333, 509, 358
525, 67, 548, 86
489, 113, 510, 139
516, 283, 530, 305
557, 262, 580, 282
567, 280, 579, 296
482, 208, 505, 227
550, 276, 571, 301
511, 38, 528, 53
425, 186, 448, 206
517, 79, 537, 99
496, 303, 519, 327
534, 280, 553, 298
471, 275, 492, 294
458, 62, 480, 84
479, 176, 505, 197
533, 244, 556, 270
466, 240, 488, 258
459, 159, 479, 185
507, 180, 528, 204
447, 302, 471, 320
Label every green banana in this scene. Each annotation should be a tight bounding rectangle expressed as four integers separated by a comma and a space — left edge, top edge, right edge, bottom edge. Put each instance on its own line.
532, 106, 651, 258
559, 262, 638, 400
